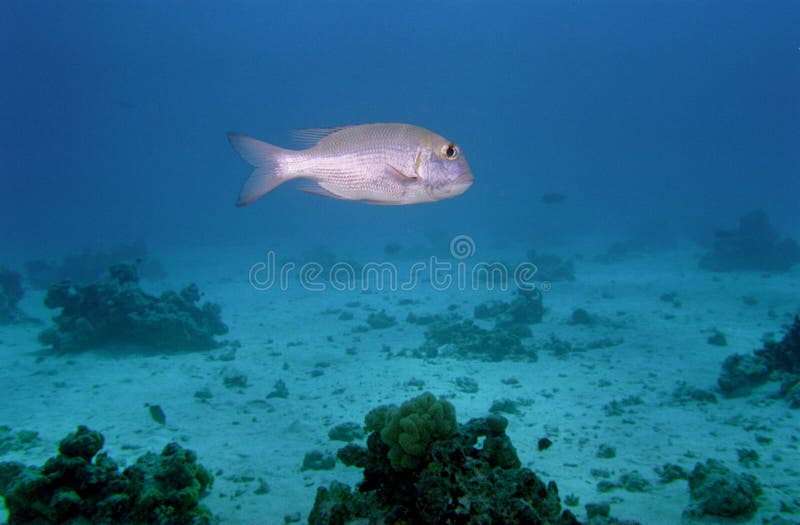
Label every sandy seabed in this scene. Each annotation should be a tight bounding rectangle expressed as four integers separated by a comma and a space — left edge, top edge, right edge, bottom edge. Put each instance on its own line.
1, 243, 798, 524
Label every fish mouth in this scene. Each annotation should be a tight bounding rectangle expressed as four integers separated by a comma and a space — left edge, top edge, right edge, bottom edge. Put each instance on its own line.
455, 171, 474, 186
425, 170, 474, 200
450, 171, 474, 194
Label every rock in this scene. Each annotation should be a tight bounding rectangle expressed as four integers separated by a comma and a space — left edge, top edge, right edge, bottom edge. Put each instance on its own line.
585, 502, 611, 519
707, 329, 728, 346
699, 210, 800, 273
0, 268, 24, 324
266, 379, 289, 399
568, 308, 592, 325
147, 404, 166, 425
222, 367, 248, 389
655, 463, 688, 483
526, 250, 576, 282
718, 353, 770, 396
58, 425, 104, 461
366, 310, 396, 329
301, 450, 336, 471
596, 444, 616, 459
454, 376, 479, 394
415, 314, 535, 362
38, 264, 227, 352
737, 448, 759, 467
328, 422, 364, 443
684, 459, 762, 518
618, 470, 650, 492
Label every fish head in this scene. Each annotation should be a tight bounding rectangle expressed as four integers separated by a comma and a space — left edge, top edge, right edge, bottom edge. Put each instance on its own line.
416, 135, 474, 200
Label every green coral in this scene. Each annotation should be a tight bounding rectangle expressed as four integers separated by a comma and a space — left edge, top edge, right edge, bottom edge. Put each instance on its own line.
378, 392, 457, 470
363, 405, 393, 434
0, 426, 214, 525
310, 395, 579, 525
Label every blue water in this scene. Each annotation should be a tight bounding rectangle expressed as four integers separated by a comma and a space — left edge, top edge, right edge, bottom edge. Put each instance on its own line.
2, 2, 799, 524
2, 2, 797, 254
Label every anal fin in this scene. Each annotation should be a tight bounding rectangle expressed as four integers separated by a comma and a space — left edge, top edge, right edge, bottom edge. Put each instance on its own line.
296, 181, 345, 200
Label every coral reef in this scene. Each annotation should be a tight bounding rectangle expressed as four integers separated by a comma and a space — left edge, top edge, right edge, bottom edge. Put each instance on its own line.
717, 315, 800, 404
38, 263, 228, 352
473, 289, 544, 336
493, 289, 545, 333
411, 290, 542, 361
0, 427, 40, 456
0, 425, 214, 525
0, 268, 24, 324
699, 210, 800, 273
24, 239, 167, 289
526, 249, 575, 282
684, 459, 761, 518
308, 392, 580, 525
414, 315, 534, 361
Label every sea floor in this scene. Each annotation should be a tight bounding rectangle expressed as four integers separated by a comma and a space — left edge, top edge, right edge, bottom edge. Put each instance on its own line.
1, 242, 798, 524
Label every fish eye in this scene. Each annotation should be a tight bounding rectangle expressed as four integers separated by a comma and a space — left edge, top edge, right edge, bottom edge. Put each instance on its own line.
442, 143, 459, 160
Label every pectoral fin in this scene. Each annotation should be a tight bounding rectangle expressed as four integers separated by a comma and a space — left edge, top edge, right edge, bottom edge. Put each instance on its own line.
384, 164, 418, 183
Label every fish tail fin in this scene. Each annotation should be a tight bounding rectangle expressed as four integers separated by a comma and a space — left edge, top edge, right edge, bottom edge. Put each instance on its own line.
228, 132, 291, 207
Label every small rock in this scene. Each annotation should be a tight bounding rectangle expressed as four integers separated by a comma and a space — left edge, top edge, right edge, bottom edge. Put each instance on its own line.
328, 422, 364, 443
254, 477, 270, 495
301, 450, 336, 471
489, 398, 520, 415
366, 310, 396, 329
284, 511, 302, 523
737, 448, 759, 467
707, 329, 728, 347
222, 367, 248, 389
454, 376, 479, 394
585, 502, 610, 518
596, 443, 616, 459
267, 379, 289, 399
568, 308, 592, 325
618, 470, 650, 492
655, 463, 688, 483
147, 404, 166, 425
194, 387, 213, 401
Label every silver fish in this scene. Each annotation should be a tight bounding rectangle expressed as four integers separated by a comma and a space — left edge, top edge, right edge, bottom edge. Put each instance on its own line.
227, 123, 473, 206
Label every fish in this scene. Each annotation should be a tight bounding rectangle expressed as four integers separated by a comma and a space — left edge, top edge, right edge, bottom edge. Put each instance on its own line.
227, 123, 473, 206
541, 193, 566, 204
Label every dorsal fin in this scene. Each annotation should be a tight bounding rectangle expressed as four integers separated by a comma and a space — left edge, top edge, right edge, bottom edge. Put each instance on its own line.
290, 126, 349, 147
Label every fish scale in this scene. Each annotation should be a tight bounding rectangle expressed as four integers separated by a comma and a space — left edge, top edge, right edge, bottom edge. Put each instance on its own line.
227, 123, 473, 206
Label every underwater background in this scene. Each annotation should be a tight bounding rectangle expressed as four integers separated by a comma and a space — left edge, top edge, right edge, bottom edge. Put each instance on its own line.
1, 2, 799, 524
